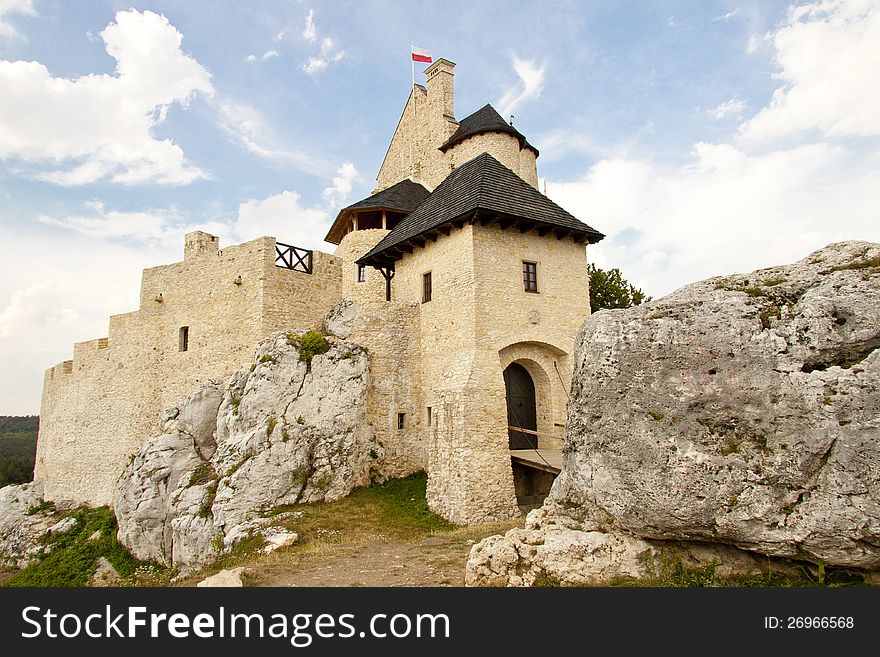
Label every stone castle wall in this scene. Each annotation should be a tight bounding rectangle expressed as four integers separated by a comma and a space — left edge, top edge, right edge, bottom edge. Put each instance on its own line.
35, 233, 342, 506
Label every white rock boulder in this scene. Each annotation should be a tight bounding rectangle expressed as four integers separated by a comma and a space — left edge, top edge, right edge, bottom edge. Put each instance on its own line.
468, 241, 880, 585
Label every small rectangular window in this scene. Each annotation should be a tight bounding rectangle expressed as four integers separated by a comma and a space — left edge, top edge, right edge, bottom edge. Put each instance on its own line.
422, 271, 432, 303
357, 264, 367, 283
427, 407, 432, 426
179, 326, 189, 352
523, 261, 538, 293
397, 413, 406, 430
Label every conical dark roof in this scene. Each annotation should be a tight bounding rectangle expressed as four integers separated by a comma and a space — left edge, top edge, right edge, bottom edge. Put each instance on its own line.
324, 179, 430, 244
358, 153, 603, 266
439, 104, 538, 155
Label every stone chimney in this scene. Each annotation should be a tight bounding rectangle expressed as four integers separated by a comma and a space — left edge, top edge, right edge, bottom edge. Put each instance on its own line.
424, 58, 455, 119
184, 231, 219, 260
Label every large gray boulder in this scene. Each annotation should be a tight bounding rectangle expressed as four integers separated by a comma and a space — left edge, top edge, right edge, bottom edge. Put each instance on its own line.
0, 483, 56, 568
115, 331, 379, 571
468, 241, 880, 585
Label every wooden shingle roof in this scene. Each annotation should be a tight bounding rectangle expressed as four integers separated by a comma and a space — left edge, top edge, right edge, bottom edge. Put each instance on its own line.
324, 179, 430, 244
357, 153, 603, 266
439, 104, 538, 155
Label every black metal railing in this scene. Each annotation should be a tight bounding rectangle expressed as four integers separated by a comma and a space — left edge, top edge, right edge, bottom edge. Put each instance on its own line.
275, 242, 313, 274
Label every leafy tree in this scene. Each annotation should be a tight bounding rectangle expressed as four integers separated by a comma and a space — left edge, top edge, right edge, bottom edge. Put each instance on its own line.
588, 264, 651, 313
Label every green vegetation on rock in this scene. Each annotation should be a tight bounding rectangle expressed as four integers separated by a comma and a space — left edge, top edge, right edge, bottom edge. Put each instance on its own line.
4, 507, 166, 587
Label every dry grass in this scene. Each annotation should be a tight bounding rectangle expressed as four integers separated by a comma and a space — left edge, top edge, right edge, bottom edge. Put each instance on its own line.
176, 473, 523, 587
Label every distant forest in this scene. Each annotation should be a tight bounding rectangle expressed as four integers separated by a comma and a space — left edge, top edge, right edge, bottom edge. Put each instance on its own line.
0, 415, 38, 487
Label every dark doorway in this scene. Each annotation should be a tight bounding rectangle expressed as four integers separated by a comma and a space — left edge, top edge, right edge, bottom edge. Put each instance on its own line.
504, 362, 538, 449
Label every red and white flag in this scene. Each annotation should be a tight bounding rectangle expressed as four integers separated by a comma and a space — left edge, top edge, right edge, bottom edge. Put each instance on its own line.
411, 46, 432, 63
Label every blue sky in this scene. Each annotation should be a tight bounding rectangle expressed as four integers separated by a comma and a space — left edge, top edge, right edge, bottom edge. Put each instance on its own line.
1, 0, 879, 413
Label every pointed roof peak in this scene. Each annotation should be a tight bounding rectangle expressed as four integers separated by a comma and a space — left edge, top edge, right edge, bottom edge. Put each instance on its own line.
440, 104, 538, 155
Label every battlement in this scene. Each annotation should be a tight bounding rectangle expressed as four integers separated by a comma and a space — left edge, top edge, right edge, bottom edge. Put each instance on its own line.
36, 232, 344, 506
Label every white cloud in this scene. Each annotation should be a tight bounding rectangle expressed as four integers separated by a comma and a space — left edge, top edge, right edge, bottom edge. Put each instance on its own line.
497, 54, 545, 119
262, 49, 279, 60
0, 227, 180, 413
712, 10, 739, 22
746, 34, 762, 53
245, 53, 257, 62
233, 190, 331, 249
740, 0, 880, 140
321, 162, 358, 207
547, 2, 880, 298
709, 97, 747, 120
549, 141, 880, 298
0, 9, 213, 185
303, 9, 316, 42
212, 98, 335, 176
0, 0, 35, 38
299, 29, 345, 76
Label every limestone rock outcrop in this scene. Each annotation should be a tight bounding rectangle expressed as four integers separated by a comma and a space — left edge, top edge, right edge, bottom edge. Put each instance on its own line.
0, 483, 56, 568
115, 330, 379, 571
323, 299, 357, 339
468, 241, 880, 585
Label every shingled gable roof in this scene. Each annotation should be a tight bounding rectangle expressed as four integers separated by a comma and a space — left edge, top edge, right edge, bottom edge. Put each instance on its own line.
357, 153, 604, 266
324, 179, 430, 244
439, 104, 538, 156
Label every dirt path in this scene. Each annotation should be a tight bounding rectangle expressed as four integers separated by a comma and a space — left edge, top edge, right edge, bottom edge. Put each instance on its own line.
243, 523, 519, 587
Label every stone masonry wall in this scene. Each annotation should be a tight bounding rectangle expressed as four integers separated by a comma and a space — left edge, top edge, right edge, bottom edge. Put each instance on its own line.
447, 133, 539, 190
35, 233, 342, 507
375, 59, 539, 193
334, 229, 427, 478
376, 83, 458, 192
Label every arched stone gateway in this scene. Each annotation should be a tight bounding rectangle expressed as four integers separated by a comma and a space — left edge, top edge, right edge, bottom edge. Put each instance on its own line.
499, 342, 569, 507
503, 362, 537, 449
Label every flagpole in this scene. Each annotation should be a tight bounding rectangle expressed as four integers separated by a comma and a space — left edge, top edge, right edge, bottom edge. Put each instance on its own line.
410, 42, 415, 89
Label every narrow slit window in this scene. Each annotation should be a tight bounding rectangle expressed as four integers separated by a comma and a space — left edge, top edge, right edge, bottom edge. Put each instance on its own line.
397, 413, 406, 430
179, 326, 189, 352
523, 261, 538, 293
427, 407, 432, 426
357, 264, 367, 283
422, 271, 432, 303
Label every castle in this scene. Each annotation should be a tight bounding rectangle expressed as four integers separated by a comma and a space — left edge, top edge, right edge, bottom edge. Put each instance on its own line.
34, 59, 604, 524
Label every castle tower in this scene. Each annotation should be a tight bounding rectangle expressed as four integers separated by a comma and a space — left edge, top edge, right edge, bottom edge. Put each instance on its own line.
353, 151, 604, 523
375, 58, 538, 192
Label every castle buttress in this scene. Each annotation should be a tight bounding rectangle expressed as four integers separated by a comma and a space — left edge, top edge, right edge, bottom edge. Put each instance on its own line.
34, 57, 603, 523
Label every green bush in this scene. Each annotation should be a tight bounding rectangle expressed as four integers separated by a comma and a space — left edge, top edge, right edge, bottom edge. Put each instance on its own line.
288, 330, 330, 365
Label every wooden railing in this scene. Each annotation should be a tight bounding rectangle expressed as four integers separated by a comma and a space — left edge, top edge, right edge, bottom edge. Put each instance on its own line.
275, 242, 313, 274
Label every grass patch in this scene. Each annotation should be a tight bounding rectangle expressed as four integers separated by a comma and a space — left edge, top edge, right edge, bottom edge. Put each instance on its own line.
3, 507, 167, 587
613, 555, 863, 588
762, 277, 786, 286
26, 499, 55, 516
285, 472, 453, 546
828, 255, 880, 273
188, 461, 216, 487
647, 411, 665, 422
198, 483, 218, 519
259, 354, 275, 364
225, 455, 251, 479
